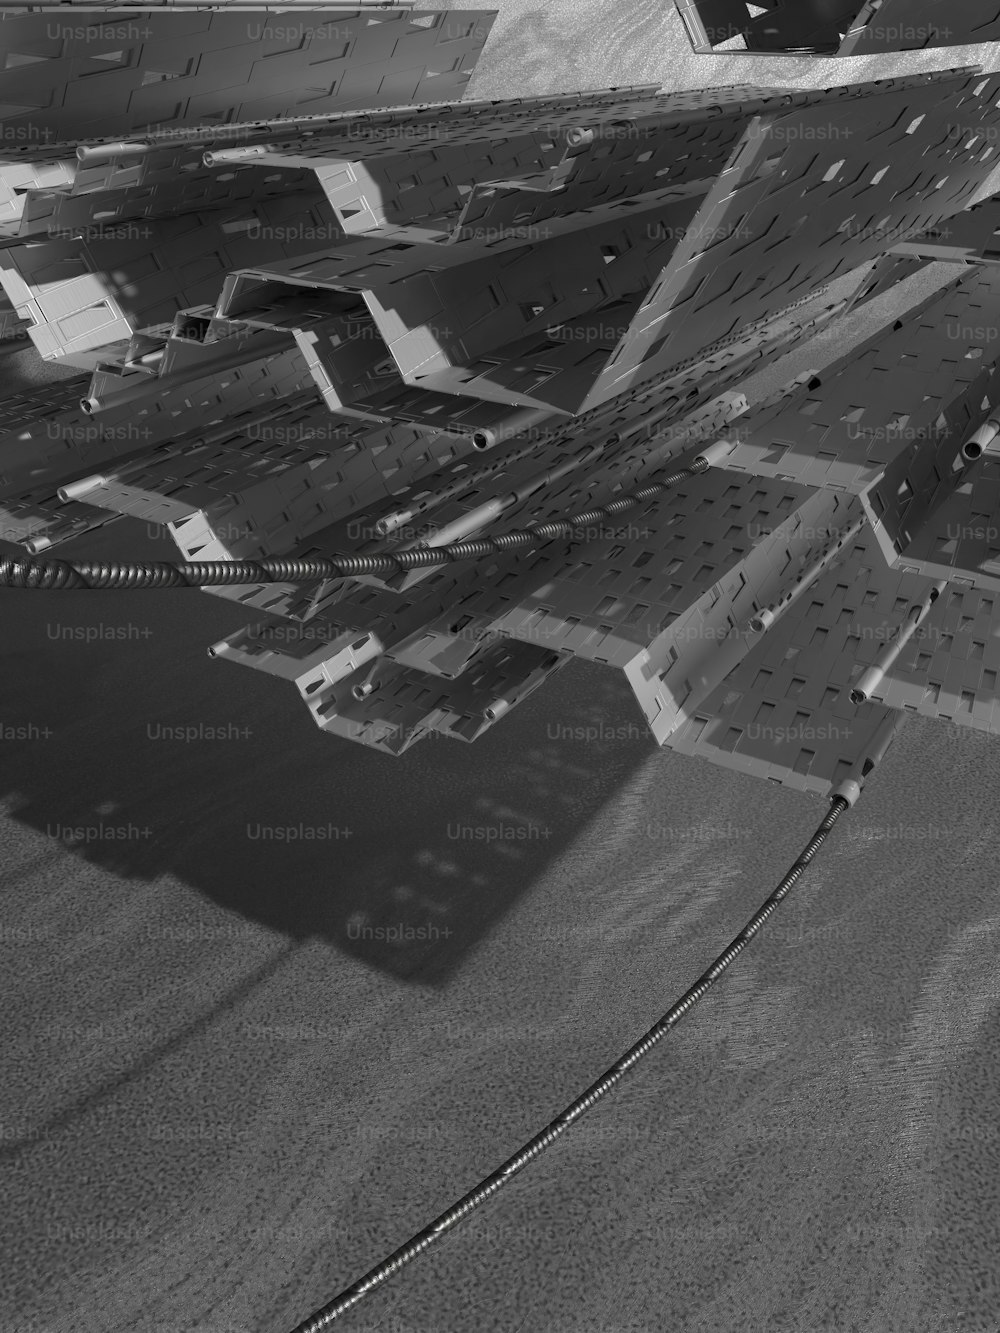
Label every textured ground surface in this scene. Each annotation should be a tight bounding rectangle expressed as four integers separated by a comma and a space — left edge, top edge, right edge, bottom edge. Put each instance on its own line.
3, 6, 1000, 1333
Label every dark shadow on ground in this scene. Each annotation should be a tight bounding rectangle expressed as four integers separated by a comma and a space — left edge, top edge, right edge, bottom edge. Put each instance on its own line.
0, 520, 657, 985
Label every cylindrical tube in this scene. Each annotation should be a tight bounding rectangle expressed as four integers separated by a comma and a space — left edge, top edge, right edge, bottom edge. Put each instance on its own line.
749, 517, 866, 634
692, 435, 739, 468
389, 442, 604, 552
76, 142, 154, 164
831, 710, 908, 807
126, 349, 164, 370
849, 581, 947, 704
468, 405, 556, 451
374, 507, 418, 538
749, 607, 776, 634
57, 475, 108, 503
961, 416, 1000, 461
414, 496, 509, 549
203, 146, 269, 166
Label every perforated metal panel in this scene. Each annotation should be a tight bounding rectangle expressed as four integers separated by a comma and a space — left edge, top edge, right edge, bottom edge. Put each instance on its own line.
675, 0, 1000, 55
0, 9, 494, 141
9, 55, 1000, 779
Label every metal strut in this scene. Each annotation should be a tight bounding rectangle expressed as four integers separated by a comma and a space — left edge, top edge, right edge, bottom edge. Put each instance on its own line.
284, 793, 851, 1332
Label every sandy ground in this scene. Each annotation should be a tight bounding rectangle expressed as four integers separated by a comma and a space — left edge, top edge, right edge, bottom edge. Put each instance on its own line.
3, 6, 1000, 1333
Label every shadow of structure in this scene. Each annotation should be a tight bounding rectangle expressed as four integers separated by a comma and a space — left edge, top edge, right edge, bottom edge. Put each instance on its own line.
0, 520, 658, 986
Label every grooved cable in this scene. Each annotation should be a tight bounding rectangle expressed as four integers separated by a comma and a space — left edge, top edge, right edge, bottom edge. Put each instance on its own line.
0, 459, 709, 591
285, 793, 851, 1332
0, 278, 838, 591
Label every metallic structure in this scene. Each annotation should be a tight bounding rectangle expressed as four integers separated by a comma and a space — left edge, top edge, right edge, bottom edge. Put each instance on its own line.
0, 7, 492, 141
3, 13, 1000, 817
674, 0, 1000, 55
6, 6, 1000, 1329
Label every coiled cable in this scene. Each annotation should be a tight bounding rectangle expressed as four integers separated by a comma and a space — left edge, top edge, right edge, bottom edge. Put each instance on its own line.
0, 459, 710, 591
285, 793, 850, 1331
